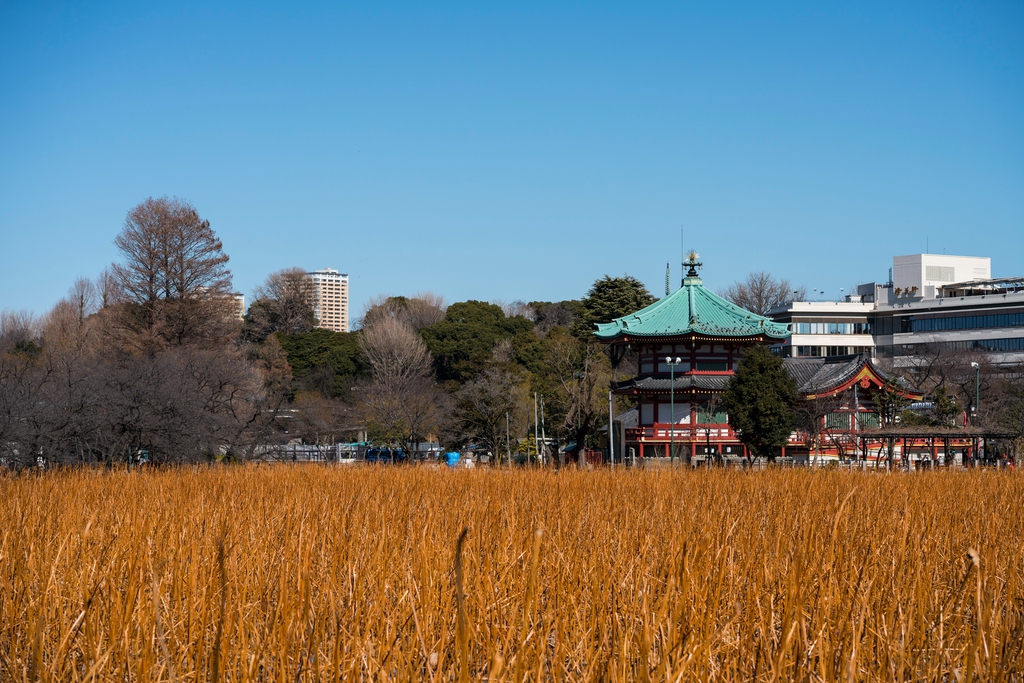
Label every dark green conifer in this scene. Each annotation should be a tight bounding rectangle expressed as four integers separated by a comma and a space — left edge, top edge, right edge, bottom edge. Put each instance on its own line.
722, 345, 798, 463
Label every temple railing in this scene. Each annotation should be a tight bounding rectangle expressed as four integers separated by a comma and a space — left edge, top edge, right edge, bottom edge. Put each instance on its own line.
626, 426, 984, 450
627, 425, 735, 441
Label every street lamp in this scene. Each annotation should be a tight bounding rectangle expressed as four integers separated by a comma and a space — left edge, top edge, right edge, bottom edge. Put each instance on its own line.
971, 362, 980, 425
665, 356, 683, 463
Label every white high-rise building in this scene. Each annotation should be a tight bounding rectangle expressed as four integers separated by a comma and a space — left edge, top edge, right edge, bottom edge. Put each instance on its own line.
308, 268, 350, 333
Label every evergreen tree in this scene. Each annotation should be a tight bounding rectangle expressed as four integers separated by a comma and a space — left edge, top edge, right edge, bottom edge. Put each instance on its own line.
722, 345, 797, 463
571, 275, 656, 338
420, 301, 537, 384
276, 328, 367, 399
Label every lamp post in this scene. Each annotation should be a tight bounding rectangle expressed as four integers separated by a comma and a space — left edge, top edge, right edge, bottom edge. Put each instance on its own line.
705, 423, 713, 466
971, 362, 980, 425
666, 356, 683, 463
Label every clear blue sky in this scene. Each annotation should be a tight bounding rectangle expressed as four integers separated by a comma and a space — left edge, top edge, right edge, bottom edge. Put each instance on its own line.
2, 2, 1022, 320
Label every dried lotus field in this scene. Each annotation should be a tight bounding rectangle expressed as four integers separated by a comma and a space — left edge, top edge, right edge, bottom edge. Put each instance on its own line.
2, 466, 1023, 682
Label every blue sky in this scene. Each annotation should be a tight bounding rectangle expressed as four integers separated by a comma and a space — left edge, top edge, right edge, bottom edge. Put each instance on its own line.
2, 2, 1022, 320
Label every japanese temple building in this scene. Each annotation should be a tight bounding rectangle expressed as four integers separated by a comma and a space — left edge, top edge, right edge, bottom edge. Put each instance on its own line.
596, 256, 949, 464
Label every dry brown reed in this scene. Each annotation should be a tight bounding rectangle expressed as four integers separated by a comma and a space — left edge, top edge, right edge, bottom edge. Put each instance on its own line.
2, 466, 1023, 681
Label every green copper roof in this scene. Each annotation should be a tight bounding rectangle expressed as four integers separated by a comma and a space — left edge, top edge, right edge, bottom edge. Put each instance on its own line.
594, 273, 791, 341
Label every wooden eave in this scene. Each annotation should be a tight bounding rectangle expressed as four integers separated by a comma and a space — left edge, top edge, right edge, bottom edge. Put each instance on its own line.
803, 364, 924, 402
603, 332, 779, 347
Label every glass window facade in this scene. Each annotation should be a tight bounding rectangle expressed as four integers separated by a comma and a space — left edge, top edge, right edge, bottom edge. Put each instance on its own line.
888, 337, 1024, 356
911, 312, 1024, 333
794, 346, 872, 357
795, 322, 872, 334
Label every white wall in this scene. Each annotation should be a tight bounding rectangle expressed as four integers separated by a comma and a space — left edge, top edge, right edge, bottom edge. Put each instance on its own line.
892, 254, 990, 298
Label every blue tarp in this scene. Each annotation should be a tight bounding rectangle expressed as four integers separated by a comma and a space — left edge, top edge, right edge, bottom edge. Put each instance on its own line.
445, 452, 460, 468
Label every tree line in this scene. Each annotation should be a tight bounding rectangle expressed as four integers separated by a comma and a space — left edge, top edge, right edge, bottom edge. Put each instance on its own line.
0, 197, 660, 468
4, 196, 1023, 469
263, 279, 658, 463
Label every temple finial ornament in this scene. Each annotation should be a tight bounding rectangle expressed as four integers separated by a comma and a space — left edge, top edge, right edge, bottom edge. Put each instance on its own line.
684, 250, 702, 278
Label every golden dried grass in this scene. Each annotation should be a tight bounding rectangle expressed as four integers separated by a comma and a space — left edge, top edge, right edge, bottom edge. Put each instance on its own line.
1, 466, 1023, 681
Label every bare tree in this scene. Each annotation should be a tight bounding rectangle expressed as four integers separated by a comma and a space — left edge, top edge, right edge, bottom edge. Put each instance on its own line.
455, 367, 530, 462
292, 391, 351, 452
0, 310, 38, 345
531, 301, 580, 338
360, 293, 447, 331
357, 317, 448, 453
111, 196, 233, 347
545, 328, 612, 463
722, 272, 806, 316
94, 267, 120, 309
794, 393, 852, 463
896, 345, 996, 424
359, 317, 433, 389
0, 288, 275, 469
991, 369, 1024, 465
244, 267, 317, 341
67, 277, 97, 323
495, 300, 535, 320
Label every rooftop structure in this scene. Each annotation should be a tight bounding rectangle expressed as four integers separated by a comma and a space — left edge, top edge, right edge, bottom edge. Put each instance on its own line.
892, 254, 990, 301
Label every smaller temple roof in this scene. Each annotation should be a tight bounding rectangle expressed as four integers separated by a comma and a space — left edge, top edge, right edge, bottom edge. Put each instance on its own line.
783, 354, 919, 399
594, 256, 791, 342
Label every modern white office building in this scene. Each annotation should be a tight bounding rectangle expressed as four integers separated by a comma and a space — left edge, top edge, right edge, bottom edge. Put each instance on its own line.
767, 299, 875, 358
770, 254, 1024, 365
308, 268, 350, 333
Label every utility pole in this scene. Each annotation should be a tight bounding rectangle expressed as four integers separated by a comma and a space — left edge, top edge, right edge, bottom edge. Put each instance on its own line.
666, 357, 682, 463
540, 396, 547, 466
972, 362, 980, 426
534, 393, 539, 466
506, 411, 511, 468
853, 384, 860, 468
608, 389, 615, 468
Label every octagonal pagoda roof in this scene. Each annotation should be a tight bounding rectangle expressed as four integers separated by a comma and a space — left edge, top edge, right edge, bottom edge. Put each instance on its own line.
594, 268, 791, 342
